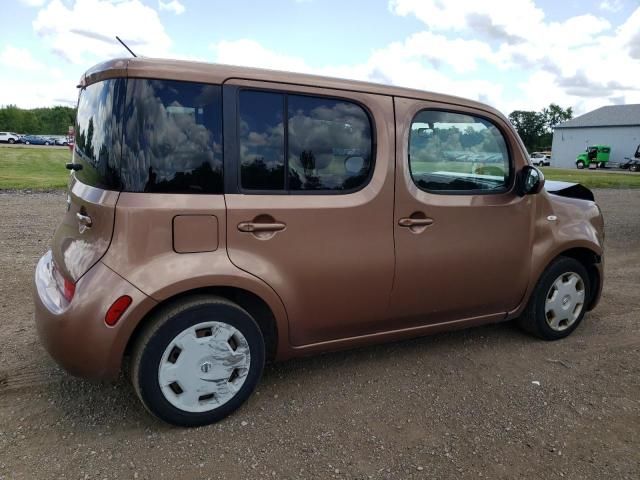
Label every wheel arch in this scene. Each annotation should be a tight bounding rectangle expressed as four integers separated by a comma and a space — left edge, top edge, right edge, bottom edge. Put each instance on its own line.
511, 243, 603, 319
552, 247, 602, 310
124, 286, 280, 365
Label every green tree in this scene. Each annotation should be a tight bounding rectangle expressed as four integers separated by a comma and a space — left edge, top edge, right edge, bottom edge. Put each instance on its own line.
508, 110, 547, 152
0, 105, 76, 134
542, 103, 573, 131
508, 103, 573, 152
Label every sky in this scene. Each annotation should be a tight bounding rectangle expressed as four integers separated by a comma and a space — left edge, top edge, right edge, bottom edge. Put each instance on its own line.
1, 0, 639, 116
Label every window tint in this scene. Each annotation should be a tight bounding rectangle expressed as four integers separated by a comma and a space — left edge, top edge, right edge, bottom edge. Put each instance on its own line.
239, 90, 285, 190
74, 79, 125, 190
238, 90, 373, 193
409, 110, 510, 193
287, 95, 372, 191
121, 79, 223, 194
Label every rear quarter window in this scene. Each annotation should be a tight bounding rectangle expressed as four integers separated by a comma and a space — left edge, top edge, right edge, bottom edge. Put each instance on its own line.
120, 79, 223, 194
74, 79, 126, 190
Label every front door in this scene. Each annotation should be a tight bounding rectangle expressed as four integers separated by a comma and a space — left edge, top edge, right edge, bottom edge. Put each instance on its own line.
389, 98, 533, 326
224, 81, 395, 346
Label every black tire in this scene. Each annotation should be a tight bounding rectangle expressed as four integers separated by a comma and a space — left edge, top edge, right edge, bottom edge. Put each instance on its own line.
8, 138, 15, 144
130, 295, 265, 427
576, 160, 585, 169
25, 141, 30, 145
631, 164, 640, 172
518, 257, 590, 340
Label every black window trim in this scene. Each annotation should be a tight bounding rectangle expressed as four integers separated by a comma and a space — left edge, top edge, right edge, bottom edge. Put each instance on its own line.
408, 108, 515, 196
228, 85, 377, 196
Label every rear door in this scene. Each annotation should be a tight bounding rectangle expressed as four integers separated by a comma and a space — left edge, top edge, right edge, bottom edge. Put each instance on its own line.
389, 98, 533, 326
51, 78, 125, 282
223, 81, 395, 346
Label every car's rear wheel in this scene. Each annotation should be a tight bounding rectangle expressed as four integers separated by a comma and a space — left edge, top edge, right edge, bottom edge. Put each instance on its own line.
631, 164, 640, 172
576, 160, 585, 169
25, 141, 30, 145
130, 295, 265, 427
518, 257, 590, 340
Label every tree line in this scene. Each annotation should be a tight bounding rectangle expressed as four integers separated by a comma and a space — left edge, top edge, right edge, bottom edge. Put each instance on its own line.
508, 103, 573, 153
0, 105, 76, 135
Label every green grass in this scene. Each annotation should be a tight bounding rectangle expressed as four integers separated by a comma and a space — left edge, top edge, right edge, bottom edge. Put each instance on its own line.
540, 167, 640, 189
0, 145, 71, 190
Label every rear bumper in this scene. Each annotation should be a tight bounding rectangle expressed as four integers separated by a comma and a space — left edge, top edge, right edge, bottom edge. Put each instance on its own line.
33, 251, 156, 380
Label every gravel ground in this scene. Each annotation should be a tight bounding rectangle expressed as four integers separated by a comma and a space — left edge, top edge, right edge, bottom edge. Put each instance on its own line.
0, 189, 638, 479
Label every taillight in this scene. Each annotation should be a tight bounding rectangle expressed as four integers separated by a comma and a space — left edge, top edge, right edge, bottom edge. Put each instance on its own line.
105, 296, 132, 327
51, 260, 75, 302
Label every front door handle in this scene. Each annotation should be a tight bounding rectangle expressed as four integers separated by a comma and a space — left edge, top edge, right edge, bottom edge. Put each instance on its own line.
237, 222, 286, 233
398, 217, 433, 227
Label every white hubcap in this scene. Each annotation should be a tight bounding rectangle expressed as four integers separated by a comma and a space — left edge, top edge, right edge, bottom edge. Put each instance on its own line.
545, 272, 585, 331
158, 322, 251, 413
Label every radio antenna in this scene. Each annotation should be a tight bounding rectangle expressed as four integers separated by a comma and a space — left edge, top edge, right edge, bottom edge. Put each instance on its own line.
116, 36, 137, 57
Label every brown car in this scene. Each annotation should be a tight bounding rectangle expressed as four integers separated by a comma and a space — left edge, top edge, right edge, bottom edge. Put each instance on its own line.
33, 58, 604, 427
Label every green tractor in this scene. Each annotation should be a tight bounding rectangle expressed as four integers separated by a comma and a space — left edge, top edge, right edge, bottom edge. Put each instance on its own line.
576, 145, 611, 169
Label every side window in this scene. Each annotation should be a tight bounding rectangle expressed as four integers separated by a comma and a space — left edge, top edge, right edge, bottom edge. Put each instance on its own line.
238, 90, 374, 193
238, 90, 285, 190
288, 95, 372, 191
409, 110, 510, 193
74, 79, 126, 190
121, 79, 223, 194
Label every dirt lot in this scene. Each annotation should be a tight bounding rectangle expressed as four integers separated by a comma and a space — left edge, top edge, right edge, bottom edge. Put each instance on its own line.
0, 190, 638, 479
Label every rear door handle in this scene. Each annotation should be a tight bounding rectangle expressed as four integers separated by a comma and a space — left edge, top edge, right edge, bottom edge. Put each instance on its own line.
76, 212, 92, 226
398, 217, 433, 227
76, 212, 92, 233
238, 222, 286, 233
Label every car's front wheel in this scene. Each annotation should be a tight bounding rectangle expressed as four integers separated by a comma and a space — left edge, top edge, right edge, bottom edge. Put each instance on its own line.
8, 138, 15, 144
518, 257, 590, 340
576, 160, 585, 169
130, 295, 265, 427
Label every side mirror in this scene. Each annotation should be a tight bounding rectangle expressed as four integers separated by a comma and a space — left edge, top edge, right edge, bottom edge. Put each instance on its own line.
516, 165, 544, 196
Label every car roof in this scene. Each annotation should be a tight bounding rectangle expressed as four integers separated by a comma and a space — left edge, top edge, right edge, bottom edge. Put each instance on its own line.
80, 57, 507, 120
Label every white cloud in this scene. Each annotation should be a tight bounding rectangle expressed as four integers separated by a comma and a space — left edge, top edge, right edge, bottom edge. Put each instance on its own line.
211, 38, 505, 109
19, 0, 47, 6
0, 45, 44, 71
600, 0, 624, 12
389, 0, 640, 112
158, 0, 185, 15
211, 39, 312, 73
33, 0, 172, 64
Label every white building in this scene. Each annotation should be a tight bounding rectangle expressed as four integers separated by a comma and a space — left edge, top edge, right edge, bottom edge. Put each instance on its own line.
551, 104, 640, 168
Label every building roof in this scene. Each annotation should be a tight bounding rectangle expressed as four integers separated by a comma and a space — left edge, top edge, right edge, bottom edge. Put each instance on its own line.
555, 104, 640, 129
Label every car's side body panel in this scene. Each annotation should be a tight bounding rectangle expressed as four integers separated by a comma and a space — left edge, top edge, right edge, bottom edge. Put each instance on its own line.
222, 79, 396, 347
33, 58, 606, 382
100, 192, 291, 362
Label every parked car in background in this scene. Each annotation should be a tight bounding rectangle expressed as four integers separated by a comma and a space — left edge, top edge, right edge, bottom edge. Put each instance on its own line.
21, 135, 53, 145
54, 137, 70, 146
0, 132, 20, 144
530, 152, 551, 166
